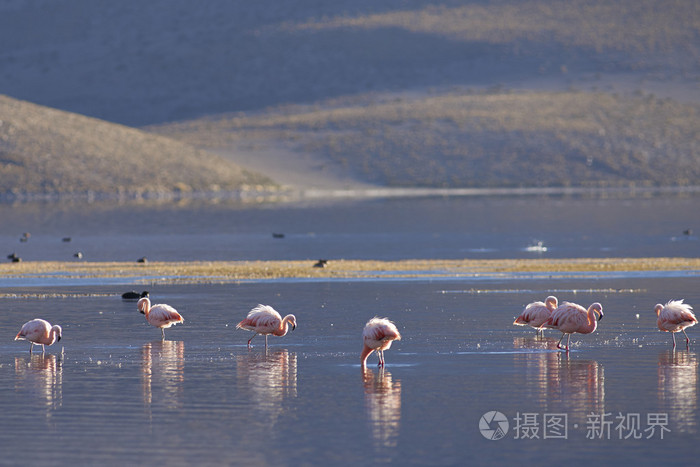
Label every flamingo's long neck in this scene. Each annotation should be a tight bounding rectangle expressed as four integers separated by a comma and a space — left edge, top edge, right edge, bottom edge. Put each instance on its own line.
275, 315, 293, 336
141, 300, 151, 318
585, 307, 598, 333
361, 344, 374, 368
49, 327, 58, 345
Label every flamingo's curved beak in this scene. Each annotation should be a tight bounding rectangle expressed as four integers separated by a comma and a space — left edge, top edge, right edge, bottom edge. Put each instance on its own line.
597, 310, 604, 321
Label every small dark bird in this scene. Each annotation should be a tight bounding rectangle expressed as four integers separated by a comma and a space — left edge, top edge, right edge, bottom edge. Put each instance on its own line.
137, 257, 148, 263
19, 233, 29, 243
683, 229, 693, 236
7, 252, 18, 260
272, 233, 285, 239
62, 237, 72, 242
74, 252, 83, 259
122, 290, 149, 300
313, 259, 328, 268
12, 256, 21, 263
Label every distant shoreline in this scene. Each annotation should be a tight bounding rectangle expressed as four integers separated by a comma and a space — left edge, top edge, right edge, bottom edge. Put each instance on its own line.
2, 184, 700, 206
284, 184, 700, 201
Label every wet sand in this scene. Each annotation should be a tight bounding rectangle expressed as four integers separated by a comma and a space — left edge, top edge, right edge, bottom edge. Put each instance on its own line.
1, 257, 699, 285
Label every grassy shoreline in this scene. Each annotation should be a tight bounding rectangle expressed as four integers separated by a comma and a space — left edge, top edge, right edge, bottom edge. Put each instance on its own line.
1, 258, 699, 285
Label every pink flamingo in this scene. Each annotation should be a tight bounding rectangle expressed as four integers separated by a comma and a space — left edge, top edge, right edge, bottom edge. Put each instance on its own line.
513, 295, 558, 335
14, 319, 62, 353
137, 297, 184, 340
655, 299, 697, 348
236, 304, 297, 348
361, 317, 402, 369
545, 302, 603, 351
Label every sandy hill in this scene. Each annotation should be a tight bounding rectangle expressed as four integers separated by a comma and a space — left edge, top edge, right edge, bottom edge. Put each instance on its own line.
0, 95, 272, 200
1, 1, 699, 191
152, 90, 700, 189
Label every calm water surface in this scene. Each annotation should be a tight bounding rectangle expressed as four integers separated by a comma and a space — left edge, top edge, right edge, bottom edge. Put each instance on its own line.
1, 277, 699, 466
0, 195, 699, 466
0, 194, 698, 262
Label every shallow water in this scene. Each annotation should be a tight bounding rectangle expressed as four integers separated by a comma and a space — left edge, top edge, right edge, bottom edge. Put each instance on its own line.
1, 275, 698, 466
1, 194, 699, 465
1, 194, 698, 262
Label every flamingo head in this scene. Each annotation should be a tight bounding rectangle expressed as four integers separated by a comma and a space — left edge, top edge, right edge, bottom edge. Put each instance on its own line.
653, 304, 663, 317
591, 302, 604, 321
54, 325, 62, 342
287, 314, 297, 331
545, 295, 559, 310
137, 297, 150, 315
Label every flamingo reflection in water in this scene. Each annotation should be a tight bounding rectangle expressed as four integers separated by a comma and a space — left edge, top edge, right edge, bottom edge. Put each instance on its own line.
512, 336, 562, 404
658, 350, 698, 434
236, 349, 298, 428
551, 354, 605, 419
141, 340, 185, 409
363, 368, 402, 451
513, 337, 605, 428
15, 353, 63, 418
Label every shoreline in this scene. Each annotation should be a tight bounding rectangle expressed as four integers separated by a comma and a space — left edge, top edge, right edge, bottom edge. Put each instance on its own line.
1, 258, 699, 287
287, 184, 700, 200
2, 184, 700, 206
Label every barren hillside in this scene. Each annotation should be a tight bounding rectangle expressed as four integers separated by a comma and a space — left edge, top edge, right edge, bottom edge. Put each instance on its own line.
152, 90, 700, 188
1, 0, 698, 126
1, 1, 699, 192
0, 95, 273, 199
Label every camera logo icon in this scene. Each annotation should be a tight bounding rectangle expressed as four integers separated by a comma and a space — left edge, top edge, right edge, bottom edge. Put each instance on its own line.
479, 411, 509, 440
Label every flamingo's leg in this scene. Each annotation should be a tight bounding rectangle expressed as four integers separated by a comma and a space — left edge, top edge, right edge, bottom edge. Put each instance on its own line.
682, 329, 690, 348
248, 333, 257, 349
161, 328, 166, 340
537, 324, 547, 338
672, 332, 677, 349
557, 333, 566, 349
